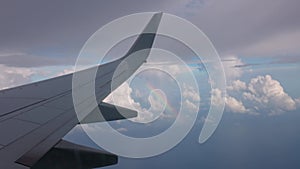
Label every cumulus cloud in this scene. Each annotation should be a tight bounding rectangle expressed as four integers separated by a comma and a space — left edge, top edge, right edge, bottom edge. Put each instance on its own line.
104, 82, 165, 123
183, 83, 200, 102
210, 88, 223, 106
244, 75, 296, 115
225, 96, 247, 113
226, 75, 299, 115
227, 80, 247, 91
177, 83, 200, 120
184, 99, 198, 112
104, 78, 201, 125
103, 82, 142, 115
210, 87, 251, 115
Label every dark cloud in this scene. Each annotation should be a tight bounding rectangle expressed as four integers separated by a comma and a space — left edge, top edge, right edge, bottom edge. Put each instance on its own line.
0, 0, 299, 67
176, 0, 300, 57
0, 0, 174, 66
233, 63, 261, 68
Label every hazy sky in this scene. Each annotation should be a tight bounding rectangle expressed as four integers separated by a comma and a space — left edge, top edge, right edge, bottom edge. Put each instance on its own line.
1, 1, 300, 168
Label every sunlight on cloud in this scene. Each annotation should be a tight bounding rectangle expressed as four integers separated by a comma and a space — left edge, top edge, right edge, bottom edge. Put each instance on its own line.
103, 73, 201, 126
226, 75, 299, 115
104, 82, 159, 123
225, 96, 248, 114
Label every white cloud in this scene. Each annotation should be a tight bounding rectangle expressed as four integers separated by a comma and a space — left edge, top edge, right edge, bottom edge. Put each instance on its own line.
227, 75, 298, 115
178, 83, 201, 121
210, 88, 251, 115
104, 78, 201, 125
143, 64, 184, 77
222, 55, 245, 81
225, 96, 247, 113
0, 64, 35, 90
184, 99, 198, 112
148, 89, 167, 113
244, 75, 296, 115
183, 83, 200, 102
210, 88, 223, 106
104, 82, 141, 111
56, 67, 75, 76
104, 82, 164, 124
227, 79, 247, 91
0, 64, 90, 91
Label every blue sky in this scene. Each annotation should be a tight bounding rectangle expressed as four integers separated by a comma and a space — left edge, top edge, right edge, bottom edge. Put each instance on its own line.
1, 0, 300, 168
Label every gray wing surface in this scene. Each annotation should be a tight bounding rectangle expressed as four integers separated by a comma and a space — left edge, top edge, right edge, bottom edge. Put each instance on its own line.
0, 12, 162, 169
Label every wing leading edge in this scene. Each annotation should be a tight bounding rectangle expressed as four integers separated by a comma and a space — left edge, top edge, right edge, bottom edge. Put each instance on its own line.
0, 12, 162, 169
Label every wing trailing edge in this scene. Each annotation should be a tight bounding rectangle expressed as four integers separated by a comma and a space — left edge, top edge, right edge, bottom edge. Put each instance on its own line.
25, 140, 117, 169
80, 102, 137, 124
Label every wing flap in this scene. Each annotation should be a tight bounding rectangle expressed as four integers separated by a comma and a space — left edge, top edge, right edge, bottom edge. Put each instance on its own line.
14, 106, 66, 125
80, 102, 137, 124
15, 111, 77, 168
0, 119, 39, 146
30, 140, 117, 169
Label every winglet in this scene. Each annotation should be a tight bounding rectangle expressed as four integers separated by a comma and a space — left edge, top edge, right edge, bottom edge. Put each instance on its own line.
109, 12, 163, 93
123, 12, 163, 59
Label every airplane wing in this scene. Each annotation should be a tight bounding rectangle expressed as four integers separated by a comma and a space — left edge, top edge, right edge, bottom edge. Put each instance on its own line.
0, 12, 162, 169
